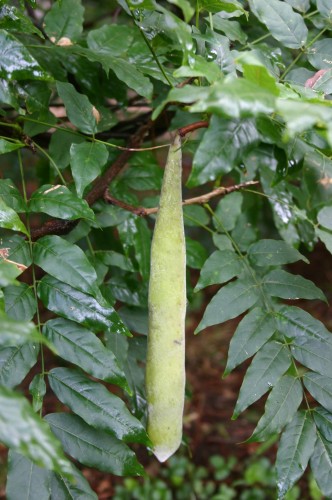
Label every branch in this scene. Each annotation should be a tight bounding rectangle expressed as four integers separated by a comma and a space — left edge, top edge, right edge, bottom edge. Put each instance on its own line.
104, 180, 260, 216
178, 121, 209, 137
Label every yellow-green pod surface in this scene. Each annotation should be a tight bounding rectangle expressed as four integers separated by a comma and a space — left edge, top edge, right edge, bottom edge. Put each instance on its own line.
146, 133, 186, 462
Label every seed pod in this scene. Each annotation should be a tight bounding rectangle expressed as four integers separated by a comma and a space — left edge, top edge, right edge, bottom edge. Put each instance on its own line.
145, 133, 186, 462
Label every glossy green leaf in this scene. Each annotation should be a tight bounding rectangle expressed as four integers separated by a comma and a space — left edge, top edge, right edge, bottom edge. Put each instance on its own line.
50, 464, 98, 500
310, 69, 332, 95
263, 269, 326, 301
232, 341, 291, 419
174, 55, 222, 83
313, 407, 332, 443
188, 117, 259, 187
168, 0, 194, 22
0, 310, 43, 348
277, 99, 332, 139
46, 413, 144, 476
247, 239, 308, 266
48, 367, 148, 444
213, 192, 243, 232
43, 318, 128, 390
0, 261, 20, 287
0, 387, 72, 476
196, 279, 259, 333
186, 237, 208, 269
276, 411, 316, 498
0, 344, 39, 388
87, 25, 133, 57
0, 30, 51, 81
0, 138, 24, 154
195, 250, 243, 291
29, 184, 95, 221
56, 82, 98, 135
183, 205, 210, 228
33, 235, 100, 298
7, 452, 51, 500
284, 0, 310, 12
70, 142, 108, 198
44, 0, 84, 42
317, 206, 332, 231
224, 307, 276, 376
0, 179, 26, 212
307, 40, 332, 70
248, 375, 303, 441
118, 306, 148, 335
29, 374, 46, 413
0, 198, 28, 235
49, 129, 85, 170
211, 15, 247, 43
4, 283, 36, 321
37, 275, 130, 336
310, 431, 332, 498
0, 5, 43, 37
249, 0, 308, 48
304, 372, 332, 412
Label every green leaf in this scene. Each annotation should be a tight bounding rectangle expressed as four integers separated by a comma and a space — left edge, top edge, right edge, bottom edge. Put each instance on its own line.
314, 407, 332, 443
49, 129, 85, 170
211, 15, 248, 43
29, 184, 95, 221
284, 0, 310, 12
87, 25, 133, 57
195, 249, 244, 291
44, 0, 84, 42
316, 0, 332, 18
0, 310, 43, 348
56, 82, 98, 135
247, 239, 308, 266
232, 341, 292, 419
0, 387, 72, 476
33, 235, 100, 298
4, 283, 36, 321
29, 374, 47, 413
0, 5, 43, 37
50, 464, 98, 500
0, 30, 51, 81
304, 372, 332, 413
0, 138, 24, 154
118, 307, 148, 335
213, 192, 243, 232
0, 198, 28, 235
0, 261, 21, 287
0, 235, 32, 270
199, 0, 246, 16
310, 431, 332, 498
190, 78, 276, 118
0, 344, 39, 388
277, 99, 332, 139
7, 452, 51, 500
188, 117, 259, 187
196, 279, 260, 333
70, 142, 108, 198
307, 40, 332, 71
249, 0, 308, 48
276, 411, 316, 498
224, 307, 276, 376
168, 0, 194, 22
37, 275, 130, 336
186, 237, 208, 269
43, 318, 129, 390
263, 269, 326, 301
317, 206, 332, 230
183, 205, 210, 228
48, 367, 148, 444
46, 413, 144, 476
0, 179, 27, 212
316, 227, 332, 255
174, 55, 222, 83
248, 375, 303, 441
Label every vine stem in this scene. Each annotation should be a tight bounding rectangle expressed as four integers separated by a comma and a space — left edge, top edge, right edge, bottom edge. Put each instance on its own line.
18, 150, 45, 415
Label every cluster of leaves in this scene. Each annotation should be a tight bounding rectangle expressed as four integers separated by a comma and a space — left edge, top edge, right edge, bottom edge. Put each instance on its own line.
1, 0, 332, 498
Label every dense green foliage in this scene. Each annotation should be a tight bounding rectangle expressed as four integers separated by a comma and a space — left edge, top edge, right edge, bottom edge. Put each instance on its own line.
1, 0, 332, 497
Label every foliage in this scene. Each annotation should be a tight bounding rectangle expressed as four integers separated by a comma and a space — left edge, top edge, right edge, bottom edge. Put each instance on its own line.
1, 0, 332, 498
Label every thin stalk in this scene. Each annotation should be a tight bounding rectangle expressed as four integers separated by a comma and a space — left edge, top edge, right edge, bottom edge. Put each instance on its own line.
32, 141, 66, 185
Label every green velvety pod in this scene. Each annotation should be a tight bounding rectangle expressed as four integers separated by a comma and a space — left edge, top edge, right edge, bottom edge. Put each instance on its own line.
146, 133, 186, 462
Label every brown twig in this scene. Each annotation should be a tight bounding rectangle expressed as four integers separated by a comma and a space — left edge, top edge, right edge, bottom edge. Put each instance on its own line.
178, 121, 209, 137
104, 180, 260, 216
